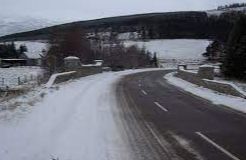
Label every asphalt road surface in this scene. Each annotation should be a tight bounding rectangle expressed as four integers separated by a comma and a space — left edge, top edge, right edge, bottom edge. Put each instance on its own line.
117, 70, 246, 160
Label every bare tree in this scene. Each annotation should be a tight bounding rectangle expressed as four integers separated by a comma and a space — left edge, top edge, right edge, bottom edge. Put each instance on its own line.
44, 26, 95, 73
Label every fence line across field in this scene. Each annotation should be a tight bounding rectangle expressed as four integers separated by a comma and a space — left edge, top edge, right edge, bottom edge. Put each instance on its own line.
0, 74, 44, 88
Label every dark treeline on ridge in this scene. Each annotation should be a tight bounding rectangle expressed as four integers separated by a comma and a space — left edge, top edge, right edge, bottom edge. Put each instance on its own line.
0, 11, 243, 43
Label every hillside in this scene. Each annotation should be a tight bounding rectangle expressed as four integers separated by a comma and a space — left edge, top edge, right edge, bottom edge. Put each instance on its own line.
0, 9, 244, 42
0, 15, 59, 37
0, 11, 232, 42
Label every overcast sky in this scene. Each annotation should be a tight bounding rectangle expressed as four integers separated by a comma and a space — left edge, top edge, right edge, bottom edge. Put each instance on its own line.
1, 0, 246, 22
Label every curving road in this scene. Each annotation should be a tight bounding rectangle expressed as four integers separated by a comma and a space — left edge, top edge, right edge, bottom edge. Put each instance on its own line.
1, 70, 246, 160
117, 70, 246, 160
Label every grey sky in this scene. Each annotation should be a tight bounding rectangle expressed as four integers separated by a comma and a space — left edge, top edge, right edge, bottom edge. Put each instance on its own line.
1, 0, 246, 22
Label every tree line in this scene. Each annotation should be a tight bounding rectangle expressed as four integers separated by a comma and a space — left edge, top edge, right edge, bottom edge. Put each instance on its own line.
43, 26, 156, 73
203, 14, 246, 80
0, 42, 27, 59
217, 3, 246, 10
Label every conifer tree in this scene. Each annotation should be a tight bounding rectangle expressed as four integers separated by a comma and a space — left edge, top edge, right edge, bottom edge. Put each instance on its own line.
222, 15, 246, 79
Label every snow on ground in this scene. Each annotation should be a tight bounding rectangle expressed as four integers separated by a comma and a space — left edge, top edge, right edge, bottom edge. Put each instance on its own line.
0, 68, 162, 160
164, 72, 246, 114
15, 41, 47, 59
0, 66, 43, 88
124, 39, 210, 60
117, 32, 140, 40
124, 39, 210, 68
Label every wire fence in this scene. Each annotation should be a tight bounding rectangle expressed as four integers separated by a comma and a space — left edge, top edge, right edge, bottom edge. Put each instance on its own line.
0, 74, 45, 90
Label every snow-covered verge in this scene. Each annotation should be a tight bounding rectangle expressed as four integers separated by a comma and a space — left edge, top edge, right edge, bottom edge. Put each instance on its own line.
164, 72, 246, 114
0, 68, 163, 160
0, 66, 44, 88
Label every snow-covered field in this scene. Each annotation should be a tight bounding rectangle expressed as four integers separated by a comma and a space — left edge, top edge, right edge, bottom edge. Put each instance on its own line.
0, 41, 47, 59
0, 67, 43, 88
15, 41, 47, 59
0, 68, 162, 160
124, 39, 210, 68
164, 72, 246, 114
124, 39, 210, 60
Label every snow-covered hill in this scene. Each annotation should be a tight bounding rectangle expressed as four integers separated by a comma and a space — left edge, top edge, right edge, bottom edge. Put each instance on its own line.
0, 15, 58, 37
124, 39, 210, 68
124, 39, 210, 60
206, 6, 246, 16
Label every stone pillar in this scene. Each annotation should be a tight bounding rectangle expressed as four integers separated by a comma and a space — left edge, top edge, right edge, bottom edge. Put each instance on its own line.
198, 65, 214, 80
178, 64, 187, 70
64, 56, 81, 71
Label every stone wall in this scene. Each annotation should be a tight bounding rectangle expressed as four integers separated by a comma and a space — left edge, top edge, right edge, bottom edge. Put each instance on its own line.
46, 65, 103, 87
46, 57, 103, 87
177, 67, 246, 98
46, 71, 77, 87
75, 66, 102, 78
177, 69, 201, 85
53, 72, 77, 85
202, 79, 246, 98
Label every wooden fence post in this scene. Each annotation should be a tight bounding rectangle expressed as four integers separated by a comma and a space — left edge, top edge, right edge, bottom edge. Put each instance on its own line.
24, 75, 27, 83
18, 77, 21, 85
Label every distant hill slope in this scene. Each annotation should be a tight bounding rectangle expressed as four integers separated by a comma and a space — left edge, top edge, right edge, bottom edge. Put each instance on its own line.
0, 10, 243, 42
0, 15, 59, 37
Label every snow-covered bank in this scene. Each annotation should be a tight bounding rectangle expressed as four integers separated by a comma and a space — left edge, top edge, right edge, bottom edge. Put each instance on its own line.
0, 68, 163, 160
164, 72, 246, 114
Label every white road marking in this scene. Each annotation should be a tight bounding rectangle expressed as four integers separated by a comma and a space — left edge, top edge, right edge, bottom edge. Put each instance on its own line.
141, 89, 148, 95
196, 132, 241, 160
138, 83, 142, 87
154, 102, 168, 112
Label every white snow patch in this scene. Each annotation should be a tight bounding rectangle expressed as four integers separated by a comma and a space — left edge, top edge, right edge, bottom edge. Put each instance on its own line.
64, 56, 80, 60
171, 133, 204, 160
164, 72, 246, 114
199, 64, 214, 68
124, 39, 210, 60
117, 32, 140, 40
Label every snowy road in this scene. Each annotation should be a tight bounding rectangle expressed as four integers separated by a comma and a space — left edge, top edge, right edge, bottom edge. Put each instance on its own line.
1, 69, 246, 160
0, 71, 140, 160
121, 70, 246, 160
